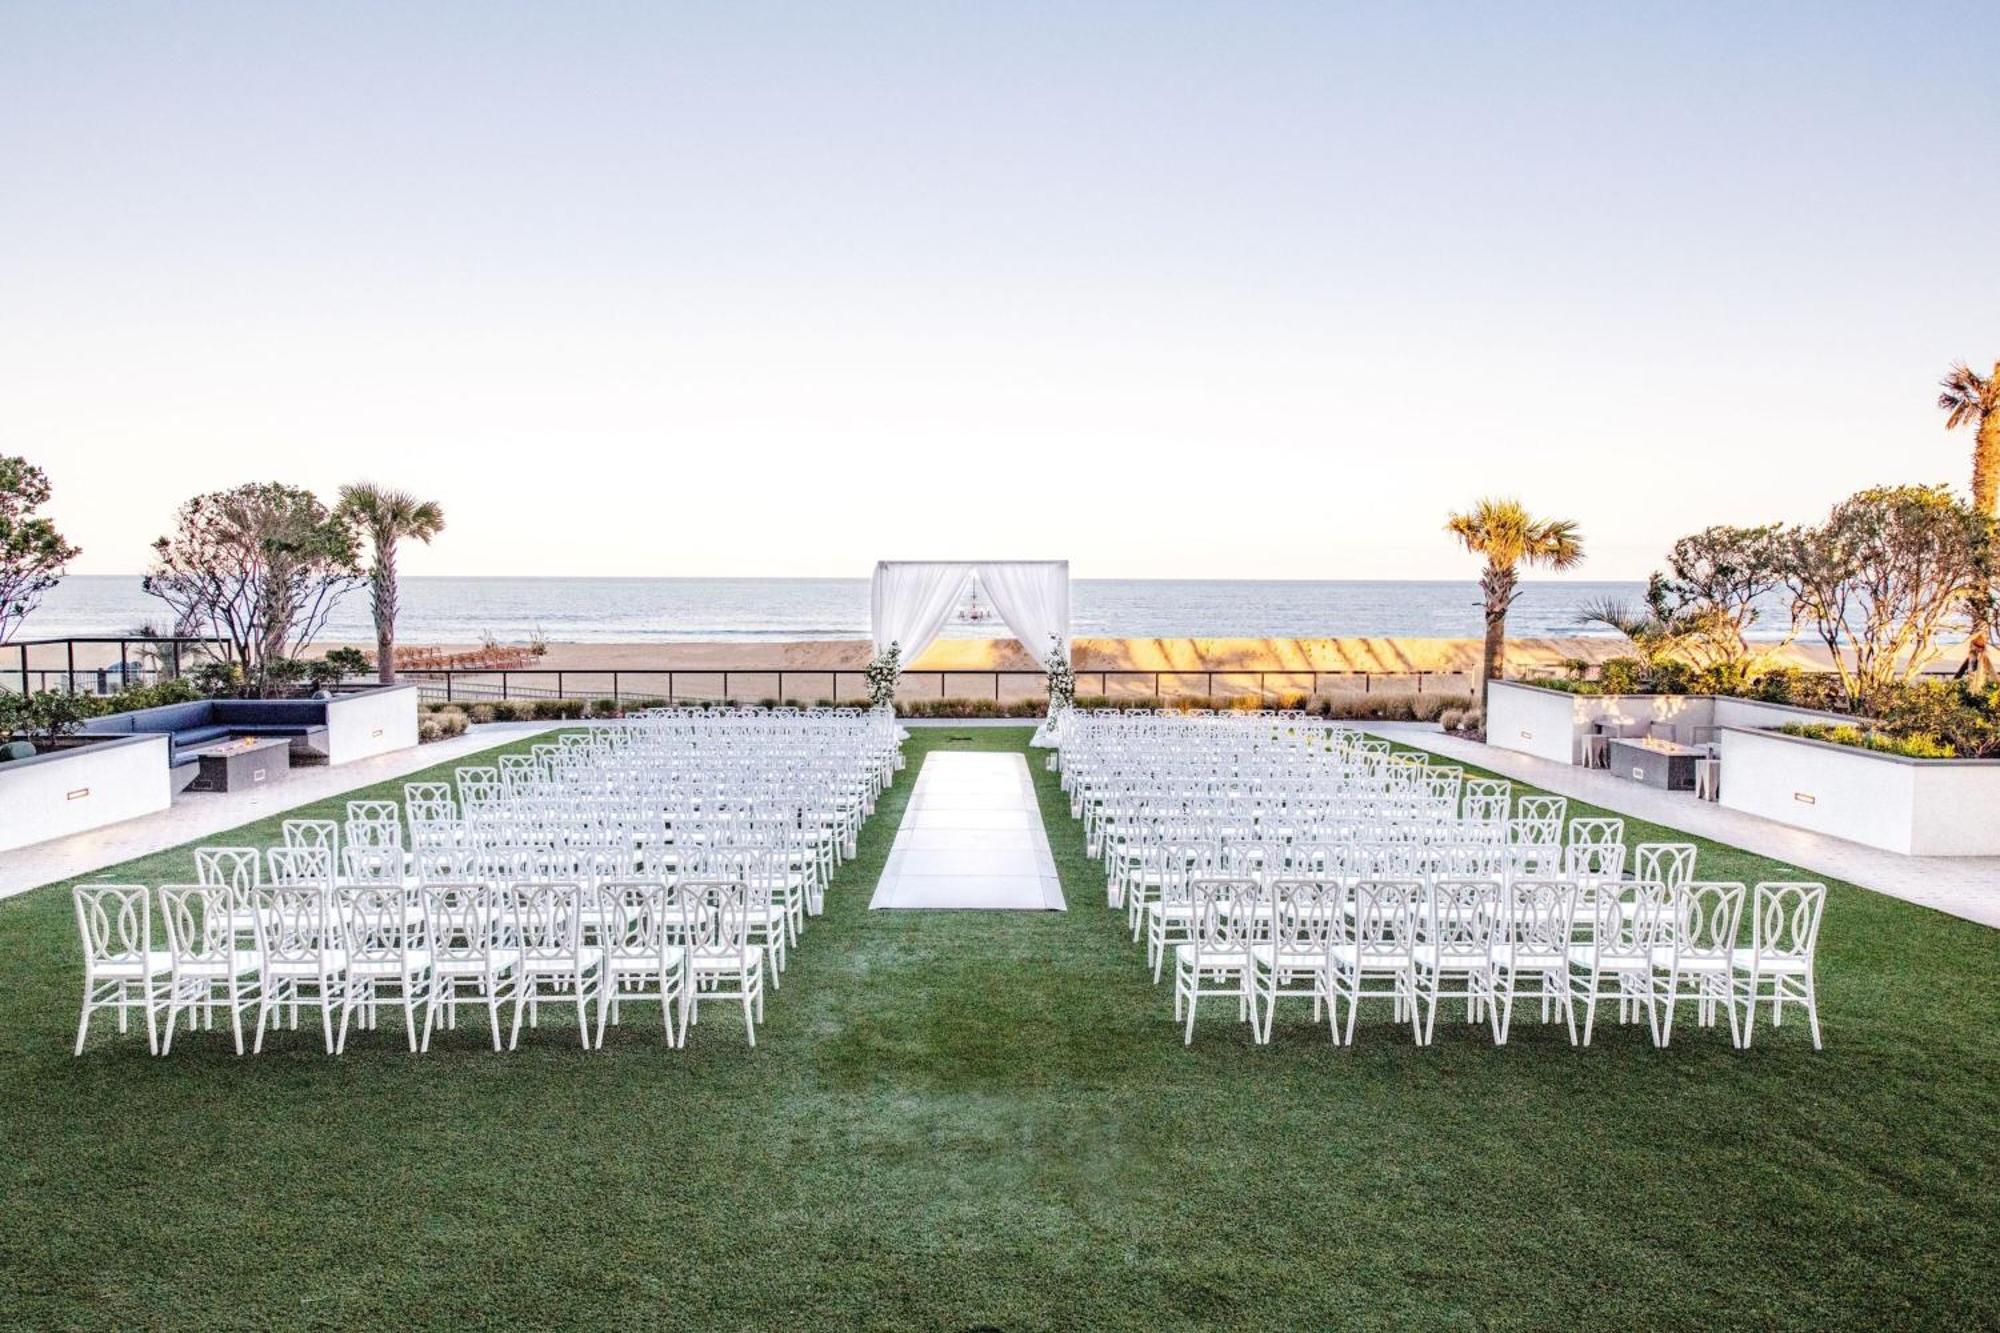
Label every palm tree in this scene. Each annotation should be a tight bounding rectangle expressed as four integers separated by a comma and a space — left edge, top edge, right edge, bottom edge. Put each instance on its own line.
1446, 498, 1585, 709
1940, 360, 2000, 680
336, 483, 445, 685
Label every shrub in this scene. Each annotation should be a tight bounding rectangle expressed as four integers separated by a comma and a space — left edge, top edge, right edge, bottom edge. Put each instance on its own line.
530, 698, 586, 721
319, 647, 372, 682
590, 698, 622, 719
1780, 723, 1957, 759
1598, 657, 1648, 694
1438, 707, 1464, 732
466, 703, 497, 724
418, 707, 469, 743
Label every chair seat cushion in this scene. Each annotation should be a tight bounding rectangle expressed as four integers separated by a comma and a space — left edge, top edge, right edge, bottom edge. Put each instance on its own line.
1569, 946, 1649, 970
1250, 944, 1326, 970
1730, 949, 1808, 974
175, 951, 262, 977
349, 950, 432, 977
93, 951, 175, 979
1175, 945, 1249, 967
1651, 947, 1728, 972
690, 951, 759, 973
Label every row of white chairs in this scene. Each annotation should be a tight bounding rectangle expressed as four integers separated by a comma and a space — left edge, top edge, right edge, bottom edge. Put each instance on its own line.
1054, 712, 1827, 1048
74, 879, 768, 1055
1168, 874, 1825, 1048
74, 709, 902, 1055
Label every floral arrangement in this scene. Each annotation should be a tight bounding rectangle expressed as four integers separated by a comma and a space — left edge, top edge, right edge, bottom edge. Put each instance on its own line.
1043, 635, 1075, 713
865, 641, 902, 709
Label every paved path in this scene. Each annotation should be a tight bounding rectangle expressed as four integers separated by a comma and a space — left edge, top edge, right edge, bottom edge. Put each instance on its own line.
869, 751, 1065, 910
1363, 722, 2000, 929
0, 723, 558, 901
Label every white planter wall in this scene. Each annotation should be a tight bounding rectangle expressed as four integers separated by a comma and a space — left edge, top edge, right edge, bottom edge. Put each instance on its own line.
1718, 727, 2000, 856
0, 736, 172, 853
325, 685, 419, 766
1486, 681, 1857, 767
1484, 683, 1589, 764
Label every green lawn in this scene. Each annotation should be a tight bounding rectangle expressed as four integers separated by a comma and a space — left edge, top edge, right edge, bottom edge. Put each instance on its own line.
1, 726, 1994, 1329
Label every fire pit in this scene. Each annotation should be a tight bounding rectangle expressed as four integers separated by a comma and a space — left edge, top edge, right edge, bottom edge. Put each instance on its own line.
186, 736, 293, 793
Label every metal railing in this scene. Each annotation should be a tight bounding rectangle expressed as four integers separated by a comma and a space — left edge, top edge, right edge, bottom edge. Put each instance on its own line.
3, 636, 228, 697
401, 666, 1476, 707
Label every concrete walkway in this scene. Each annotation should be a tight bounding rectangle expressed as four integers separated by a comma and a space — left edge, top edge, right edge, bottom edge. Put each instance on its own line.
0, 723, 558, 902
1363, 722, 2000, 930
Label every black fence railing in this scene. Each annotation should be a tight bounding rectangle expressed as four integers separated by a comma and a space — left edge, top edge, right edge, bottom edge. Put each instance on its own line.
402, 667, 1478, 707
4, 636, 228, 697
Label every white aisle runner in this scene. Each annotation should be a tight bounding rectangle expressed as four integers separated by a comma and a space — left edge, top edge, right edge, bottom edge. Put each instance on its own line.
868, 751, 1067, 911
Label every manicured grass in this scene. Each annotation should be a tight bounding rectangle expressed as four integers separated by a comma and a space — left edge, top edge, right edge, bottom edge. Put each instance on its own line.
1, 725, 1994, 1329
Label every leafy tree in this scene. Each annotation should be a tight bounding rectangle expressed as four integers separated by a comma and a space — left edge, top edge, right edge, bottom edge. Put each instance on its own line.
1780, 484, 1991, 711
1938, 360, 2000, 679
1444, 498, 1585, 708
335, 483, 445, 685
142, 483, 361, 697
1646, 524, 1788, 658
0, 455, 81, 644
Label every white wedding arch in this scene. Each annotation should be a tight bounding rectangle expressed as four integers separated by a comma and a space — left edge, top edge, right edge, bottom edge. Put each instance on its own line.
869, 560, 1070, 667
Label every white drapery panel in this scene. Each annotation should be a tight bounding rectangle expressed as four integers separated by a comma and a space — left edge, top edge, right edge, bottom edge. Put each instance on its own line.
974, 561, 1070, 662
869, 560, 1070, 668
869, 563, 975, 664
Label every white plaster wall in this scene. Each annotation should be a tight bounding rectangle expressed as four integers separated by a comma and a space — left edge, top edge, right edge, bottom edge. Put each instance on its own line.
1719, 728, 1921, 854
1908, 762, 2000, 856
0, 736, 172, 853
1485, 683, 1586, 764
325, 686, 419, 766
1711, 698, 1859, 732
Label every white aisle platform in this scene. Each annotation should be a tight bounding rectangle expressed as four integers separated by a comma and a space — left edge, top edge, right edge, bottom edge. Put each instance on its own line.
869, 751, 1066, 911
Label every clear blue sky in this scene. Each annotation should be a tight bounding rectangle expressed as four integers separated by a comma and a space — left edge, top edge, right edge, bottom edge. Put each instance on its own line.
2, 3, 1994, 580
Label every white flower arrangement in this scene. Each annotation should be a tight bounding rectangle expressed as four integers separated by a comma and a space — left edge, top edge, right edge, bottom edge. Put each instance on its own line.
1043, 635, 1074, 713
865, 641, 902, 710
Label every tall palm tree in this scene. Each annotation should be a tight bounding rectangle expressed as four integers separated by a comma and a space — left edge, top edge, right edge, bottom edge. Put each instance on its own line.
336, 483, 445, 685
1445, 498, 1585, 709
1940, 360, 2000, 680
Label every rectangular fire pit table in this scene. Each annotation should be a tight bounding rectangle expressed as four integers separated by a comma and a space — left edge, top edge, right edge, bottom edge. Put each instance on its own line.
185, 736, 294, 793
1608, 737, 1703, 792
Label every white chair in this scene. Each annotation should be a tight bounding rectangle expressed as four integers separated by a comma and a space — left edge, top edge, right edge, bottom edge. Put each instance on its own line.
282, 818, 340, 865
267, 844, 335, 889
193, 846, 261, 892
1329, 879, 1421, 1045
1488, 879, 1577, 1046
419, 883, 517, 1052
157, 884, 261, 1056
1412, 878, 1499, 1045
72, 884, 170, 1055
683, 878, 763, 1045
501, 883, 598, 1050
334, 885, 432, 1053
1653, 881, 1747, 1048
1251, 878, 1343, 1043
594, 881, 687, 1048
1173, 877, 1258, 1044
1630, 843, 1697, 891
251, 886, 346, 1054
1145, 842, 1216, 982
1732, 882, 1826, 1049
1569, 880, 1665, 1046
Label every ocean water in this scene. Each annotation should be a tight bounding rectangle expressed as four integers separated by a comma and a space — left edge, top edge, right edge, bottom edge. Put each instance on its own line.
21, 575, 1688, 644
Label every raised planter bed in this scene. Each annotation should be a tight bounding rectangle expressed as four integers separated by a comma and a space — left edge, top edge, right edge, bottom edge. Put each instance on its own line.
0, 734, 172, 853
1485, 680, 1858, 765
1717, 726, 2000, 857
